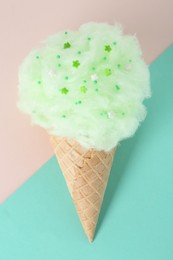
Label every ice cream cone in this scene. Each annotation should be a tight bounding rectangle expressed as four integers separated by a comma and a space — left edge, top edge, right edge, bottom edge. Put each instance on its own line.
50, 135, 116, 242
18, 22, 151, 243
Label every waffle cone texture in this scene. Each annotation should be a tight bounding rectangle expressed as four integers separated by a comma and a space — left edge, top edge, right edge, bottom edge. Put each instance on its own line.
50, 136, 116, 242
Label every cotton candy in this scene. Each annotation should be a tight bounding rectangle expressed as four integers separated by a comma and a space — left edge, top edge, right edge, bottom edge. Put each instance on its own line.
17, 22, 151, 151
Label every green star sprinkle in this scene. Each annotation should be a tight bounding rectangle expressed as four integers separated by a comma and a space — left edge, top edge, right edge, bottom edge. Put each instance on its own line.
117, 64, 121, 68
64, 42, 71, 49
95, 88, 99, 92
75, 100, 82, 105
35, 55, 40, 59
56, 55, 61, 59
58, 63, 61, 67
83, 80, 87, 83
113, 41, 117, 45
116, 85, 120, 90
72, 60, 80, 68
61, 88, 69, 94
64, 31, 68, 35
104, 68, 112, 76
37, 80, 42, 84
103, 56, 107, 61
122, 112, 125, 116
104, 45, 112, 52
80, 86, 87, 93
92, 67, 96, 71
94, 80, 97, 84
62, 114, 66, 118
77, 51, 81, 55
88, 37, 91, 41
65, 76, 69, 80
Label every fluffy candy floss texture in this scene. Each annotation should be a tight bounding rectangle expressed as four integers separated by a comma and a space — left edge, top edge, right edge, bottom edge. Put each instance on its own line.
18, 22, 151, 151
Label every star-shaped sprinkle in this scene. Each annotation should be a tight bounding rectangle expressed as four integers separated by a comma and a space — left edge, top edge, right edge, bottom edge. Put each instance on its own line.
125, 63, 132, 71
104, 68, 112, 76
64, 42, 71, 49
104, 45, 112, 52
80, 86, 87, 93
49, 69, 56, 77
61, 87, 69, 94
72, 60, 80, 68
91, 74, 98, 81
107, 111, 114, 119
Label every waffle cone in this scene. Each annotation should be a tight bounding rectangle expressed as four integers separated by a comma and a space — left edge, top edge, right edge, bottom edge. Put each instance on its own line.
50, 135, 115, 242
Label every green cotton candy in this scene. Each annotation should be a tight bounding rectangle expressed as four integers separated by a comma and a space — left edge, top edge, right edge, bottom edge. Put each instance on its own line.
17, 22, 151, 151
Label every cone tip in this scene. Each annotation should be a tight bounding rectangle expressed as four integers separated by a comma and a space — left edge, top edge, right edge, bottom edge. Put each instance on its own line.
87, 233, 94, 243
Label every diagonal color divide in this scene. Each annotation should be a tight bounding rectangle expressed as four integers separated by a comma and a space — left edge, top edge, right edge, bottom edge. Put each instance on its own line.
0, 44, 173, 260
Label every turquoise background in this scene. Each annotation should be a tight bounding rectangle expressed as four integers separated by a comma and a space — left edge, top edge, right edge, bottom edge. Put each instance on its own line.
1, 44, 173, 260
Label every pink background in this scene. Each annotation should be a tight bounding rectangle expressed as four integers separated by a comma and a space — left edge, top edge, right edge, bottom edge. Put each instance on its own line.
0, 0, 172, 204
